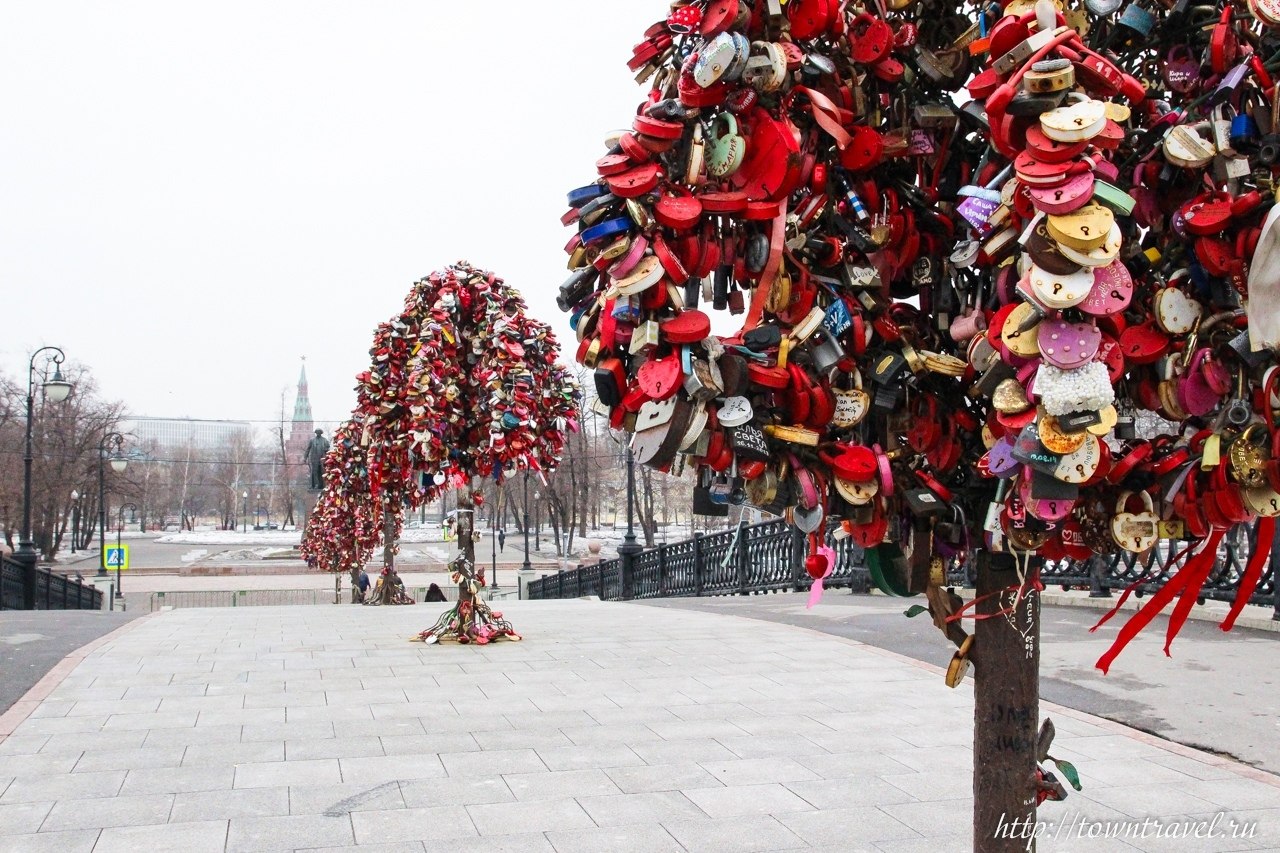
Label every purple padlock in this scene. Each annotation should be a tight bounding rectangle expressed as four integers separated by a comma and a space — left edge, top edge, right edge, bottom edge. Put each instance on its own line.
1039, 318, 1101, 370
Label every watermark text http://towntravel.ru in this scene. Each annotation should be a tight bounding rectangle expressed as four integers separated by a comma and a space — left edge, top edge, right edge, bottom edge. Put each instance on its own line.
995, 810, 1258, 847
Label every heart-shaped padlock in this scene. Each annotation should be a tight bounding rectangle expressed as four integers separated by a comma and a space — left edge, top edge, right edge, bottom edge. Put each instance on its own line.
1028, 171, 1095, 215
1018, 475, 1075, 522
1110, 491, 1159, 553
1162, 122, 1217, 168
831, 369, 870, 427
718, 395, 754, 427
1153, 287, 1202, 335
1038, 318, 1101, 369
1053, 434, 1102, 483
1057, 222, 1122, 268
1047, 202, 1115, 252
1079, 259, 1133, 315
706, 113, 747, 178
985, 435, 1023, 478
1028, 263, 1094, 309
1040, 98, 1108, 142
636, 354, 683, 400
1176, 350, 1222, 416
1001, 302, 1042, 357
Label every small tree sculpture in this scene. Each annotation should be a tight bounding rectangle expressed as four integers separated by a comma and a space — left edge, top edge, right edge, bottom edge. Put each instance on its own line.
301, 261, 580, 637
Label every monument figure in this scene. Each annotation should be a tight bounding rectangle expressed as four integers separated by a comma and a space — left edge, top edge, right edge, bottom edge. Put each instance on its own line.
303, 428, 330, 490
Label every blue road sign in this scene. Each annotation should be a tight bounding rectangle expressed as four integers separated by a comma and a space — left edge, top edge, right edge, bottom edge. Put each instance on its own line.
105, 545, 130, 570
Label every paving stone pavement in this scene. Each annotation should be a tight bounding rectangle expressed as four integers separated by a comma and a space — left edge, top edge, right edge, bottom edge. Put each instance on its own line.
0, 601, 1276, 852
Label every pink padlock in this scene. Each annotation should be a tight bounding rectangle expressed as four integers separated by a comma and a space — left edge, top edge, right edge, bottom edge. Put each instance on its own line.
1038, 318, 1101, 370
1018, 474, 1075, 522
1079, 259, 1133, 316
1028, 171, 1095, 215
949, 307, 988, 342
1176, 350, 1223, 416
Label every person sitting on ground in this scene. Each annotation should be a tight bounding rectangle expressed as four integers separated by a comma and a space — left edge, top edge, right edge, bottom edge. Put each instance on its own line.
424, 582, 447, 602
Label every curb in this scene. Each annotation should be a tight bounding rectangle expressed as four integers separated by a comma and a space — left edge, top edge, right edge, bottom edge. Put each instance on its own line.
1037, 591, 1280, 634
0, 612, 161, 743
872, 586, 1280, 634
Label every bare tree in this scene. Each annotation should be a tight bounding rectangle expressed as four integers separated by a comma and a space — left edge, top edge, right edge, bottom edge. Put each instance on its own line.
0, 366, 126, 559
210, 430, 261, 530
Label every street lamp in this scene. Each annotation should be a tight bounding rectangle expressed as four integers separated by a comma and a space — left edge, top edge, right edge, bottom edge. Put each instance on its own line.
15, 347, 74, 588
533, 491, 541, 552
115, 502, 137, 599
490, 494, 499, 591
97, 431, 128, 577
241, 491, 249, 533
521, 472, 532, 571
70, 489, 80, 554
618, 445, 641, 557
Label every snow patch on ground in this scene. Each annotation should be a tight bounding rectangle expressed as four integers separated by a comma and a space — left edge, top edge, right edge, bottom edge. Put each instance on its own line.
157, 529, 448, 546
156, 531, 302, 546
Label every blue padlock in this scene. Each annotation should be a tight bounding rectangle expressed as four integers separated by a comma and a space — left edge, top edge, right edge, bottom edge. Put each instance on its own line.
1231, 112, 1259, 149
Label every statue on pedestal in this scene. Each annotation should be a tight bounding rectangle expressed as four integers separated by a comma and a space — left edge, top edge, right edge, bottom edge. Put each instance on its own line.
303, 429, 330, 490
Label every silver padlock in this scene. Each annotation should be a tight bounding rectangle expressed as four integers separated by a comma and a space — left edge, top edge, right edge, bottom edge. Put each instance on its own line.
811, 327, 846, 373
1213, 153, 1251, 184
1212, 104, 1235, 155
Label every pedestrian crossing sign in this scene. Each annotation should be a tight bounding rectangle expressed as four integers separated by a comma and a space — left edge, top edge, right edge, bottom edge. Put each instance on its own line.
105, 545, 129, 570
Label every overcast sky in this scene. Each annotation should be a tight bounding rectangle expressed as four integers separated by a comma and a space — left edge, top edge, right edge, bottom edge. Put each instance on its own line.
2, 1, 657, 429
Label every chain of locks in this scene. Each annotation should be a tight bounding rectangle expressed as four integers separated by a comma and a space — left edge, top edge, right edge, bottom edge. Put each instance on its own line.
558, 0, 1280, 672
301, 262, 581, 575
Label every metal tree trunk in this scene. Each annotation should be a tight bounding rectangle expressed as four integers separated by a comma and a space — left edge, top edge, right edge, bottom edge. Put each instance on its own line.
973, 551, 1040, 852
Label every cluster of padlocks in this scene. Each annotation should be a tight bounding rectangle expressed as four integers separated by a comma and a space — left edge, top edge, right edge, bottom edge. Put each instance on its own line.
302, 262, 580, 573
557, 0, 1280, 664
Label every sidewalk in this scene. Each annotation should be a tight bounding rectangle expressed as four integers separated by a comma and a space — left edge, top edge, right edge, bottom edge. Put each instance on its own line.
0, 601, 1276, 852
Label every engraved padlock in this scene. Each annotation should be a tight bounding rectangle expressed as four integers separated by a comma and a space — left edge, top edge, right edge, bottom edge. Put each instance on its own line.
1114, 399, 1137, 439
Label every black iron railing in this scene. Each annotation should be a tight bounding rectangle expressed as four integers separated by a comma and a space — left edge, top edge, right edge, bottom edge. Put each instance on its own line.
527, 519, 869, 601
527, 519, 1280, 621
1, 555, 103, 611
1039, 522, 1276, 609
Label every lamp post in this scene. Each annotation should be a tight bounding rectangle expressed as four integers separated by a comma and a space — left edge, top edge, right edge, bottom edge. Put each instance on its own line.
15, 347, 73, 593
618, 445, 641, 557
116, 502, 137, 599
255, 493, 263, 529
70, 490, 80, 554
521, 472, 532, 571
97, 432, 128, 577
490, 495, 499, 590
241, 491, 249, 533
533, 491, 541, 552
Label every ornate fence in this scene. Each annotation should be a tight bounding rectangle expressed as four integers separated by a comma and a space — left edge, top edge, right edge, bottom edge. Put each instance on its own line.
527, 519, 1280, 620
1, 555, 103, 611
527, 519, 869, 601
1039, 522, 1276, 608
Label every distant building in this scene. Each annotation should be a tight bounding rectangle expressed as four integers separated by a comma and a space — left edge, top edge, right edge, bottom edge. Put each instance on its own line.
284, 359, 314, 477
123, 417, 254, 451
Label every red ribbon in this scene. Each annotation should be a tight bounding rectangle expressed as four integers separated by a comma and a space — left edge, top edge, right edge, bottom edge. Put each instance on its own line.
1095, 529, 1225, 674
1089, 542, 1193, 633
1221, 517, 1274, 631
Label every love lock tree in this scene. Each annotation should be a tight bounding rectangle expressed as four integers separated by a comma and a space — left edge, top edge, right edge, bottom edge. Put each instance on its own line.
301, 416, 381, 601
302, 261, 580, 637
555, 1, 1280, 848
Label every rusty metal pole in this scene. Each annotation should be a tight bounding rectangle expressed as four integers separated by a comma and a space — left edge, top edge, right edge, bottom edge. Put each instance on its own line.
973, 550, 1040, 852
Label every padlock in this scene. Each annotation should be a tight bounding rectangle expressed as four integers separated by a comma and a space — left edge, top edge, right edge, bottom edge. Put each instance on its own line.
810, 327, 845, 373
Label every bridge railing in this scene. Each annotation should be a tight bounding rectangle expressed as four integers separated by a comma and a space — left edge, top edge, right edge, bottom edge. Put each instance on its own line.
527, 519, 869, 602
1, 555, 103, 611
527, 519, 1279, 621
